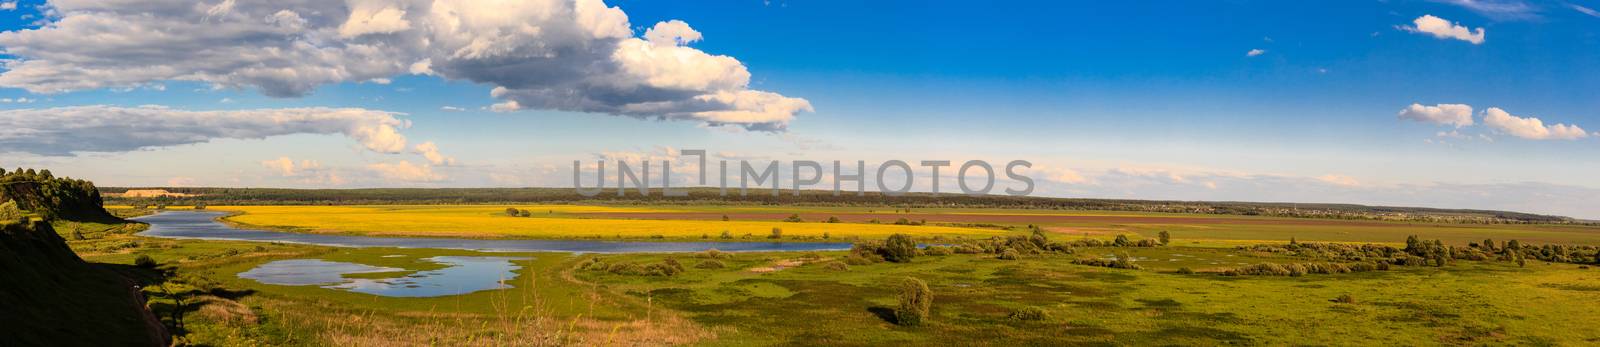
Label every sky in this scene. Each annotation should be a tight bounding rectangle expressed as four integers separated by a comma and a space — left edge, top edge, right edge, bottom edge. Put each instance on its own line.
0, 0, 1597, 218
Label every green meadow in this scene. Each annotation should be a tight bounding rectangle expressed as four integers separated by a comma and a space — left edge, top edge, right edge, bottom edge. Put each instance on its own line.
65, 204, 1600, 346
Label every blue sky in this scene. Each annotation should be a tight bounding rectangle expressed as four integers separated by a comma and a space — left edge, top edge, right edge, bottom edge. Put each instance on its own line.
0, 0, 1597, 218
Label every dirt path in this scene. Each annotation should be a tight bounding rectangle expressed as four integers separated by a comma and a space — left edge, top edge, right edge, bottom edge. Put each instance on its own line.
121, 277, 171, 347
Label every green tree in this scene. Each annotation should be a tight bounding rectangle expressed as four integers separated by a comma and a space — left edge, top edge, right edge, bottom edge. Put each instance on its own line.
895, 277, 933, 326
827, 216, 841, 223
1158, 231, 1171, 246
720, 230, 733, 239
883, 234, 917, 263
768, 227, 783, 239
0, 199, 23, 223
1113, 234, 1131, 247
505, 208, 520, 216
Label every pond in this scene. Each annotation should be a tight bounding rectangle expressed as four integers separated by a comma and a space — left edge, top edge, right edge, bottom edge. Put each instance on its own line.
237, 256, 528, 297
133, 211, 853, 253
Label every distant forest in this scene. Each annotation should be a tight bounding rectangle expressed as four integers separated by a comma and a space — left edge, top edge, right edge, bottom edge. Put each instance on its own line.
99, 186, 1584, 225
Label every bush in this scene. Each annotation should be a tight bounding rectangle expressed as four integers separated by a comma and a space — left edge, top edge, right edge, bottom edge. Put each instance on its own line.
824, 261, 849, 271
720, 230, 733, 239
923, 245, 954, 256
696, 248, 731, 259
844, 253, 880, 265
1176, 267, 1195, 274
827, 216, 841, 223
769, 227, 783, 239
1158, 231, 1171, 246
1072, 256, 1143, 270
1334, 293, 1358, 304
783, 214, 804, 222
134, 254, 158, 268
694, 260, 726, 269
997, 248, 1021, 260
0, 199, 23, 222
883, 234, 917, 263
896, 277, 933, 326
1113, 234, 1131, 247
1008, 306, 1048, 321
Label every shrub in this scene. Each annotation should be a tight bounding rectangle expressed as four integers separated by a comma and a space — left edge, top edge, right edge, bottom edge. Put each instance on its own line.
896, 277, 933, 326
720, 230, 733, 239
824, 261, 849, 271
518, 210, 531, 217
783, 214, 804, 222
1008, 306, 1048, 321
923, 245, 954, 256
1222, 263, 1290, 276
505, 208, 519, 216
827, 216, 841, 223
697, 248, 731, 259
1176, 267, 1195, 274
694, 260, 726, 269
0, 199, 23, 222
1113, 234, 1131, 247
134, 254, 158, 268
823, 232, 831, 239
844, 253, 880, 265
721, 214, 730, 221
1334, 293, 1357, 304
768, 227, 783, 239
894, 217, 911, 225
1158, 231, 1171, 246
883, 234, 918, 263
997, 248, 1021, 260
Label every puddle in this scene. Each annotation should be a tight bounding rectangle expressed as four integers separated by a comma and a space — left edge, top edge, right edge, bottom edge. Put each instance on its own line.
239, 256, 529, 297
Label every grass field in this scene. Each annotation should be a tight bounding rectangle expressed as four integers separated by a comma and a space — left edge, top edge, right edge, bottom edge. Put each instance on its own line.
79, 235, 1600, 346
69, 203, 1600, 346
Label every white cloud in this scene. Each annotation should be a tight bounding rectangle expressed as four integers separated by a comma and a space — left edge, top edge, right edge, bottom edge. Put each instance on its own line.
0, 0, 810, 131
1246, 49, 1265, 57
412, 141, 456, 166
0, 105, 409, 156
1573, 3, 1600, 17
0, 97, 33, 103
1316, 174, 1362, 187
1037, 167, 1093, 185
439, 106, 466, 112
0, 1, 15, 11
260, 156, 345, 185
644, 20, 702, 46
167, 177, 196, 187
1435, 0, 1539, 20
1482, 107, 1589, 140
260, 157, 323, 176
367, 160, 444, 182
1401, 15, 1485, 44
1398, 103, 1475, 127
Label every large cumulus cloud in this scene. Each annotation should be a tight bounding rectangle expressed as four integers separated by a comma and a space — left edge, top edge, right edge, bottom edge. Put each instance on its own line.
0, 0, 810, 131
0, 105, 409, 155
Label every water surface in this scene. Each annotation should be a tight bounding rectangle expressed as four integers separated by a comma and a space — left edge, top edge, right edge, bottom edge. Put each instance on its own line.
238, 256, 527, 297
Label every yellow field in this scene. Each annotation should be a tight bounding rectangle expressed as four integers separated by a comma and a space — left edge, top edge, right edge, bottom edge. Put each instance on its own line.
205, 205, 1001, 239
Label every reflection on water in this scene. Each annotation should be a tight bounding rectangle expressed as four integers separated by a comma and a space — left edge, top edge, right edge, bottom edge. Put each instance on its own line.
239, 256, 528, 297
135, 211, 852, 253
